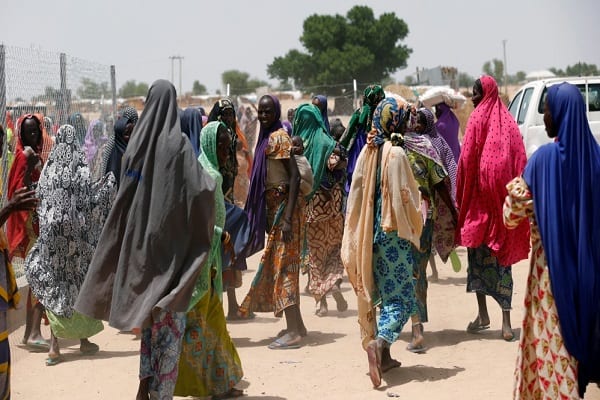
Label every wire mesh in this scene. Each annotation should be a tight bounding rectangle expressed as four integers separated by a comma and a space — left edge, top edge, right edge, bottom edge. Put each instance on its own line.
0, 44, 116, 277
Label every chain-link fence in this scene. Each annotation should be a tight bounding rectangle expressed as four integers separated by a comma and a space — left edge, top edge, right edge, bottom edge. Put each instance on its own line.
0, 44, 117, 277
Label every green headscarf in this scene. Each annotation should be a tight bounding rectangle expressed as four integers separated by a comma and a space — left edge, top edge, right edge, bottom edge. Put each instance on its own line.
340, 84, 385, 150
188, 121, 226, 308
293, 103, 336, 199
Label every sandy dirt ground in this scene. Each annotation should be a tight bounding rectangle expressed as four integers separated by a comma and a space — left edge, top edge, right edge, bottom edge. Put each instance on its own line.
9, 247, 600, 399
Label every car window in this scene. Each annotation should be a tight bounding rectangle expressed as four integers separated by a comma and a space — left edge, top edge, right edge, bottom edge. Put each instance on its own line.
508, 91, 523, 119
586, 84, 600, 112
518, 88, 534, 124
538, 87, 548, 114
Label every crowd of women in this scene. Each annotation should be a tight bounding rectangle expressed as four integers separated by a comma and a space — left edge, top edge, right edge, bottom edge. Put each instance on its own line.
0, 75, 598, 399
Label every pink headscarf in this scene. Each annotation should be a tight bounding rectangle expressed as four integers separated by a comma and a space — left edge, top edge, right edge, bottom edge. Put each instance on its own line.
455, 75, 530, 265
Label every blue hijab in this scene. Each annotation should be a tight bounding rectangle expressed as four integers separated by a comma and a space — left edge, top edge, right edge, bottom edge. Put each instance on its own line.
180, 108, 203, 157
523, 82, 600, 397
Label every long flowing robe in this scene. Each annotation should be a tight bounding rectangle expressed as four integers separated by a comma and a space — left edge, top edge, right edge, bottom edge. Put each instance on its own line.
25, 124, 116, 338
455, 75, 530, 266
74, 80, 216, 331
521, 82, 600, 397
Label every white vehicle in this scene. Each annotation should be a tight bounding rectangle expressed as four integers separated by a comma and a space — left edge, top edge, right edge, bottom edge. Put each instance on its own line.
508, 76, 600, 157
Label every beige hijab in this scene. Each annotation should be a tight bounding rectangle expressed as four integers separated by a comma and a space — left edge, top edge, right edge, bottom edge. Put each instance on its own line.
342, 140, 423, 350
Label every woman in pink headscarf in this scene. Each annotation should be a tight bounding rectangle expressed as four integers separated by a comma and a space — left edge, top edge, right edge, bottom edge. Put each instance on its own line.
455, 75, 530, 341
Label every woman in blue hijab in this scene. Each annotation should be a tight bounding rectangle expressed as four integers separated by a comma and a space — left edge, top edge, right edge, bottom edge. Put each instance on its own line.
504, 82, 600, 399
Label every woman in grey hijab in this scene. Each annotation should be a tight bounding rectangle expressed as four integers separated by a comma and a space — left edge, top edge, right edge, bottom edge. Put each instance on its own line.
75, 80, 217, 400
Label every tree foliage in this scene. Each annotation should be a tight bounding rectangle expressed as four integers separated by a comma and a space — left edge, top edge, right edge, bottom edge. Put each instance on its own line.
482, 59, 505, 83
221, 70, 267, 95
118, 80, 149, 98
458, 72, 475, 89
550, 62, 599, 77
192, 80, 207, 95
267, 5, 411, 95
77, 78, 110, 99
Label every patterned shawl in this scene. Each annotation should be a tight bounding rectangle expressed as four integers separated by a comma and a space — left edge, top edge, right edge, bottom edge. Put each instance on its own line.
419, 107, 457, 199
522, 82, 600, 395
75, 80, 216, 331
456, 75, 530, 265
342, 96, 422, 350
25, 124, 116, 317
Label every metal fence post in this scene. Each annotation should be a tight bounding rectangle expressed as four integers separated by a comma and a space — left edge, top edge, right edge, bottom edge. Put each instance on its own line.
0, 44, 7, 201
110, 65, 117, 118
59, 52, 68, 124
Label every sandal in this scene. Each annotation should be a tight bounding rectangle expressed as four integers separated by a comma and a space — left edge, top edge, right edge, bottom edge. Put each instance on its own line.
23, 339, 50, 352
45, 355, 63, 366
466, 318, 490, 333
502, 329, 515, 342
268, 332, 301, 350
406, 342, 428, 353
366, 340, 382, 388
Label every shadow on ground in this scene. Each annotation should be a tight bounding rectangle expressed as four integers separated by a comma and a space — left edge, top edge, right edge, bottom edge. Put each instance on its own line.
381, 364, 466, 388
429, 275, 467, 286
398, 327, 522, 349
233, 331, 345, 349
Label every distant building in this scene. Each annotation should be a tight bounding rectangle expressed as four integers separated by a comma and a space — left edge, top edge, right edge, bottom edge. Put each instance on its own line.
417, 66, 458, 89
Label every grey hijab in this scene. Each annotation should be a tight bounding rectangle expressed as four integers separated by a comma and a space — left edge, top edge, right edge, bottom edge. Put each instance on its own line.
75, 80, 217, 330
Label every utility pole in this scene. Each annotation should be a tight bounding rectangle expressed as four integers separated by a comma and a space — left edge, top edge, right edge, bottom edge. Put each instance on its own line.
169, 55, 184, 96
502, 40, 508, 96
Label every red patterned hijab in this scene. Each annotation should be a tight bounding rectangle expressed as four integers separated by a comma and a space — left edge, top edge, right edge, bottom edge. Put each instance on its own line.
455, 75, 530, 265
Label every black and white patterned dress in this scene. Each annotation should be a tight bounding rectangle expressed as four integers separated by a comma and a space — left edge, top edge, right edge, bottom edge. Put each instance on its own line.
25, 124, 116, 319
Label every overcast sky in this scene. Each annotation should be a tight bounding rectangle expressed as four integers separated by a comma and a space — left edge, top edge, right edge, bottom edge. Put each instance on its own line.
2, 0, 598, 95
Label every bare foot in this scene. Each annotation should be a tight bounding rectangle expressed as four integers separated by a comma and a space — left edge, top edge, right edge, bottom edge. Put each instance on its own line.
80, 339, 100, 354
212, 387, 244, 399
136, 378, 150, 400
366, 340, 382, 388
381, 346, 401, 373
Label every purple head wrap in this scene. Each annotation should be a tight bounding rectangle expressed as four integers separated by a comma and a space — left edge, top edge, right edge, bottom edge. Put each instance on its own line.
435, 103, 461, 162
244, 95, 283, 255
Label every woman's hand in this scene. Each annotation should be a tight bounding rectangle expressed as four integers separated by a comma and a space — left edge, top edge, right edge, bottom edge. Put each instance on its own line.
281, 219, 293, 243
222, 231, 236, 266
7, 187, 38, 211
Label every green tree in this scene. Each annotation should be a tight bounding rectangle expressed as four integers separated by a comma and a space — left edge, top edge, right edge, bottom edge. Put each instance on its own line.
77, 78, 110, 99
32, 86, 61, 103
267, 5, 411, 95
118, 80, 149, 98
403, 75, 415, 86
221, 70, 267, 95
510, 71, 527, 84
565, 62, 599, 76
458, 72, 475, 89
482, 59, 504, 83
192, 80, 207, 95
